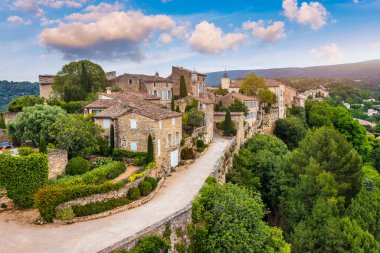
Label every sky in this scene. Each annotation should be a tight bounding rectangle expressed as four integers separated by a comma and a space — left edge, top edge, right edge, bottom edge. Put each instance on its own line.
1, 0, 380, 82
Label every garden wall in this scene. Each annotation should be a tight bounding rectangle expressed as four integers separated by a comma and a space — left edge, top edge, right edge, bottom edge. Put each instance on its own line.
182, 126, 207, 149
0, 188, 14, 210
101, 137, 238, 253
48, 149, 68, 179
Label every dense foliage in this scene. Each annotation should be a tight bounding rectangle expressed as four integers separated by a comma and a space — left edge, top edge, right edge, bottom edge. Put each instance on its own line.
179, 75, 187, 98
0, 80, 39, 111
53, 60, 107, 101
0, 153, 48, 208
215, 99, 249, 115
274, 116, 307, 150
7, 95, 44, 112
72, 197, 131, 217
115, 235, 170, 253
66, 157, 90, 176
239, 73, 266, 96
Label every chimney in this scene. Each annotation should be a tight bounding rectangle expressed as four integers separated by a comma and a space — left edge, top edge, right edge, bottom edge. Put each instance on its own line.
106, 87, 112, 95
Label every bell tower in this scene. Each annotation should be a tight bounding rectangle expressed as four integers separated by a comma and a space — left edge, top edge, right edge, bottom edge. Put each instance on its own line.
220, 70, 230, 90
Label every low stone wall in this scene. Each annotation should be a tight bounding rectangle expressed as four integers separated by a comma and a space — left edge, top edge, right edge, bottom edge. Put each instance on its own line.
182, 126, 207, 149
55, 177, 165, 224
102, 137, 238, 252
0, 188, 14, 211
48, 149, 68, 180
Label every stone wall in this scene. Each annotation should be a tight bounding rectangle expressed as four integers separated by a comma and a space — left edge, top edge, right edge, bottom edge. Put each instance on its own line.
171, 66, 194, 97
101, 138, 238, 253
3, 112, 17, 124
40, 84, 53, 99
0, 188, 14, 210
48, 149, 68, 180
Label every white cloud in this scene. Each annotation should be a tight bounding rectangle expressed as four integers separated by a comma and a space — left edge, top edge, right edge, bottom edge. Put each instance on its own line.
7, 15, 31, 25
40, 17, 60, 26
171, 22, 191, 38
11, 0, 85, 16
372, 42, 380, 49
159, 33, 172, 44
243, 20, 286, 43
40, 3, 175, 61
310, 43, 345, 62
188, 21, 246, 54
282, 0, 328, 30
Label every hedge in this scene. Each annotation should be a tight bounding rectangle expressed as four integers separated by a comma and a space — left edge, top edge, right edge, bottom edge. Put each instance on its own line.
18, 147, 35, 156
35, 181, 125, 222
115, 235, 170, 253
127, 187, 141, 200
72, 197, 131, 217
144, 177, 158, 190
66, 157, 90, 176
0, 153, 48, 208
138, 181, 152, 196
112, 149, 148, 159
50, 161, 125, 187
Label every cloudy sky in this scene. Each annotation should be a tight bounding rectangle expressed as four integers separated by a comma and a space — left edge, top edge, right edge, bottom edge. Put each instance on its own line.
1, 0, 380, 81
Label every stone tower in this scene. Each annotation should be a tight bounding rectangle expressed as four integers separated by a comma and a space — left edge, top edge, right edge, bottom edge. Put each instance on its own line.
220, 70, 230, 90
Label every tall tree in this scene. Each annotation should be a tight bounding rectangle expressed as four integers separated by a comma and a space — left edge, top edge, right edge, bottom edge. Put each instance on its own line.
170, 93, 175, 111
147, 134, 154, 163
179, 75, 187, 98
274, 116, 308, 150
259, 87, 277, 106
39, 134, 47, 154
53, 60, 107, 102
228, 99, 249, 116
239, 73, 266, 96
110, 124, 115, 153
223, 109, 233, 136
0, 112, 6, 129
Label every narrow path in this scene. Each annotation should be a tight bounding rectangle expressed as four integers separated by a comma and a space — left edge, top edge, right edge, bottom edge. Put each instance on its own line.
0, 136, 230, 253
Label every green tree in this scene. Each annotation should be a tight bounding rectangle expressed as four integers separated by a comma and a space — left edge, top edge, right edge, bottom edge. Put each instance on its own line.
274, 116, 308, 150
0, 112, 6, 129
244, 134, 288, 156
53, 60, 107, 102
7, 104, 67, 146
147, 134, 154, 163
170, 94, 175, 111
228, 99, 249, 116
259, 86, 277, 106
39, 134, 47, 154
53, 114, 102, 157
175, 105, 180, 112
7, 95, 45, 113
179, 75, 187, 98
191, 180, 290, 253
223, 109, 233, 136
110, 124, 115, 153
239, 73, 266, 96
187, 108, 204, 127
288, 105, 306, 120
214, 101, 226, 112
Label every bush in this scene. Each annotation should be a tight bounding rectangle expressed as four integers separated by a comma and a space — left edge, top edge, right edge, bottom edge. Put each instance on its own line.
128, 187, 141, 200
216, 120, 237, 135
72, 197, 131, 217
52, 161, 126, 187
18, 147, 35, 156
146, 162, 156, 170
144, 177, 158, 190
139, 181, 153, 196
181, 148, 195, 160
35, 181, 124, 222
129, 235, 170, 253
66, 157, 90, 176
0, 153, 48, 208
133, 155, 147, 166
112, 149, 148, 159
128, 171, 146, 182
90, 157, 113, 169
196, 139, 205, 148
55, 206, 75, 221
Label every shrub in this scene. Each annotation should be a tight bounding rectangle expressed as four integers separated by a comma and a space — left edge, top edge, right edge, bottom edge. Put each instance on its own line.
138, 181, 153, 196
128, 187, 141, 201
129, 235, 170, 253
52, 161, 125, 187
146, 162, 156, 171
35, 181, 124, 222
181, 148, 195, 160
128, 171, 147, 183
133, 155, 147, 166
72, 197, 131, 217
112, 149, 148, 159
0, 153, 48, 208
90, 157, 112, 169
55, 206, 75, 221
144, 177, 158, 190
66, 157, 90, 176
180, 139, 185, 146
18, 147, 35, 156
196, 139, 205, 148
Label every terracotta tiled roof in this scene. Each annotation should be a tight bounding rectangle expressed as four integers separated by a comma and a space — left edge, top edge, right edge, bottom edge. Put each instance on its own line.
39, 75, 55, 85
93, 92, 181, 120
226, 93, 260, 102
265, 79, 284, 87
111, 73, 172, 84
194, 97, 214, 104
230, 79, 242, 88
84, 99, 118, 108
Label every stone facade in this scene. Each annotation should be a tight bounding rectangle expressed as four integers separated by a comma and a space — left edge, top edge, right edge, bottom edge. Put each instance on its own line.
284, 85, 298, 107
39, 75, 55, 99
48, 149, 68, 180
266, 79, 286, 119
0, 188, 14, 210
169, 66, 207, 98
214, 112, 245, 147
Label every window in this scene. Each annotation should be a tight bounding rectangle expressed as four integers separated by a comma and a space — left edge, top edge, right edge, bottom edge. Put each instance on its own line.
159, 120, 162, 129
121, 140, 127, 147
103, 119, 111, 129
130, 142, 138, 151
176, 132, 180, 145
162, 91, 166, 100
168, 90, 172, 100
130, 119, 137, 129
172, 117, 176, 126
148, 90, 151, 96
128, 79, 132, 85
167, 134, 172, 147
157, 139, 161, 157
91, 109, 103, 114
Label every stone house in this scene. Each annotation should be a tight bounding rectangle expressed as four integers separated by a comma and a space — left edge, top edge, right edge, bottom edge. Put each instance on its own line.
108, 72, 173, 104
39, 75, 55, 99
194, 97, 214, 144
218, 93, 261, 126
169, 66, 207, 98
85, 92, 182, 173
220, 71, 241, 93
265, 79, 286, 119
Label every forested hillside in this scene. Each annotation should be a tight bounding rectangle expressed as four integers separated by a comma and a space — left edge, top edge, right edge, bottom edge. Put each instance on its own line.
0, 81, 39, 111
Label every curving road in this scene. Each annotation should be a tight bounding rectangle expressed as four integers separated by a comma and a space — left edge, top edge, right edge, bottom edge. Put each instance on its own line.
0, 136, 230, 253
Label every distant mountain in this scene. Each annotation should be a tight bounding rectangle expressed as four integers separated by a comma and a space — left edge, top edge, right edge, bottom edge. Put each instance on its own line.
0, 81, 39, 111
206, 60, 380, 86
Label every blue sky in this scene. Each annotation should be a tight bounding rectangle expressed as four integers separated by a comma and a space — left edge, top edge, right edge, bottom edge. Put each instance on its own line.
1, 0, 380, 81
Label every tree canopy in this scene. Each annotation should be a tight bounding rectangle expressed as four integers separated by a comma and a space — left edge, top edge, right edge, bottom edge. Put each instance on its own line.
239, 73, 266, 96
7, 95, 45, 113
53, 60, 107, 102
274, 115, 308, 150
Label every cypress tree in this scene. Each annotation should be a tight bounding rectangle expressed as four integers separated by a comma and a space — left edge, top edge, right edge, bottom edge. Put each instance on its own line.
171, 94, 175, 111
224, 109, 233, 136
179, 75, 187, 98
147, 134, 154, 163
80, 61, 91, 94
39, 134, 47, 154
0, 113, 6, 129
110, 124, 115, 152
176, 105, 180, 112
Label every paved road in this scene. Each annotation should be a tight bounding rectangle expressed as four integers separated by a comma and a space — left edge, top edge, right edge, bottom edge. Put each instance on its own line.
0, 136, 230, 253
